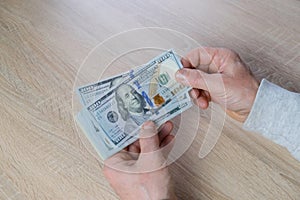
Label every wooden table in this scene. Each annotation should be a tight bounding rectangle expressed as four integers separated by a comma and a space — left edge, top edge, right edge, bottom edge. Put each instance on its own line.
1, 0, 300, 199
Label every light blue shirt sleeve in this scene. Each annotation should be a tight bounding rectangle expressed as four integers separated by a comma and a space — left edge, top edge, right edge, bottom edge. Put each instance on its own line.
243, 79, 300, 161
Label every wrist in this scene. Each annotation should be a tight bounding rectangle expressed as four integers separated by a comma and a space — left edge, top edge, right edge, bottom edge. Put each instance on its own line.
150, 185, 177, 200
148, 176, 177, 200
227, 78, 259, 123
226, 110, 249, 122
242, 78, 259, 122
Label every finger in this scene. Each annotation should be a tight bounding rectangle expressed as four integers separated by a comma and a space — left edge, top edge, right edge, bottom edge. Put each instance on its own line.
124, 139, 140, 152
160, 135, 175, 162
104, 151, 133, 167
189, 89, 200, 99
139, 121, 159, 153
157, 120, 171, 132
184, 47, 220, 73
128, 144, 140, 154
160, 135, 175, 148
203, 90, 211, 102
137, 121, 166, 171
158, 121, 174, 143
130, 140, 140, 151
181, 57, 193, 68
176, 68, 213, 90
123, 146, 129, 152
104, 152, 137, 174
127, 144, 140, 160
193, 95, 209, 109
199, 90, 210, 108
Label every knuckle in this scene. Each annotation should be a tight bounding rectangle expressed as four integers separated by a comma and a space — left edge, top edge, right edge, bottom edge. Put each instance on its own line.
194, 70, 204, 86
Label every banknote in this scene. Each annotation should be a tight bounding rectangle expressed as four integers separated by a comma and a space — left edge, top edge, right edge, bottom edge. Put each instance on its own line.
77, 99, 192, 159
77, 70, 135, 106
86, 50, 190, 142
77, 65, 189, 106
76, 50, 192, 159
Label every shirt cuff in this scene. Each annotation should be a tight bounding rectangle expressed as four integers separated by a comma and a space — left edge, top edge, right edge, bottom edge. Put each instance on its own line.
243, 79, 300, 160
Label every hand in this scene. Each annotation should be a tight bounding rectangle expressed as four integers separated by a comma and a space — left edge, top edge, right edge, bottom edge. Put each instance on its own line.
175, 47, 259, 122
103, 121, 177, 200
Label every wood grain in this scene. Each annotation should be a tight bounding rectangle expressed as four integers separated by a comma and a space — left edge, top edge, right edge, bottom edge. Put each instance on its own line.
0, 0, 300, 199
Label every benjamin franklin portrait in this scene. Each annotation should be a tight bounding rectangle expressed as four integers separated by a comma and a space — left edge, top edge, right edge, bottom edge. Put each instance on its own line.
115, 84, 151, 126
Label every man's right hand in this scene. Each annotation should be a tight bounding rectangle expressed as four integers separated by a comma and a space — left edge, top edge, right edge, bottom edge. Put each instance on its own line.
175, 47, 259, 122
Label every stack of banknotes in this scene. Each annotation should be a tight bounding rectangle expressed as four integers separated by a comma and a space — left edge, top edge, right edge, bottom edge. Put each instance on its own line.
76, 50, 193, 160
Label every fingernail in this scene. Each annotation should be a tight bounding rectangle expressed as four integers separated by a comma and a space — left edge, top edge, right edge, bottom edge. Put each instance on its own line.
143, 121, 155, 129
190, 90, 198, 98
175, 70, 186, 81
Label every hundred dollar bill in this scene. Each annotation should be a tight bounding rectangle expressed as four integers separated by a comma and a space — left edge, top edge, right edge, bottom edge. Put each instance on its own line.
76, 50, 192, 159
86, 50, 190, 139
77, 99, 192, 160
77, 65, 189, 106
77, 72, 130, 106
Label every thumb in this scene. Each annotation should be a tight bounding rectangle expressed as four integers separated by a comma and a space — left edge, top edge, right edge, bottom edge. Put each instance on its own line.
139, 121, 159, 153
176, 68, 212, 91
138, 121, 166, 172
